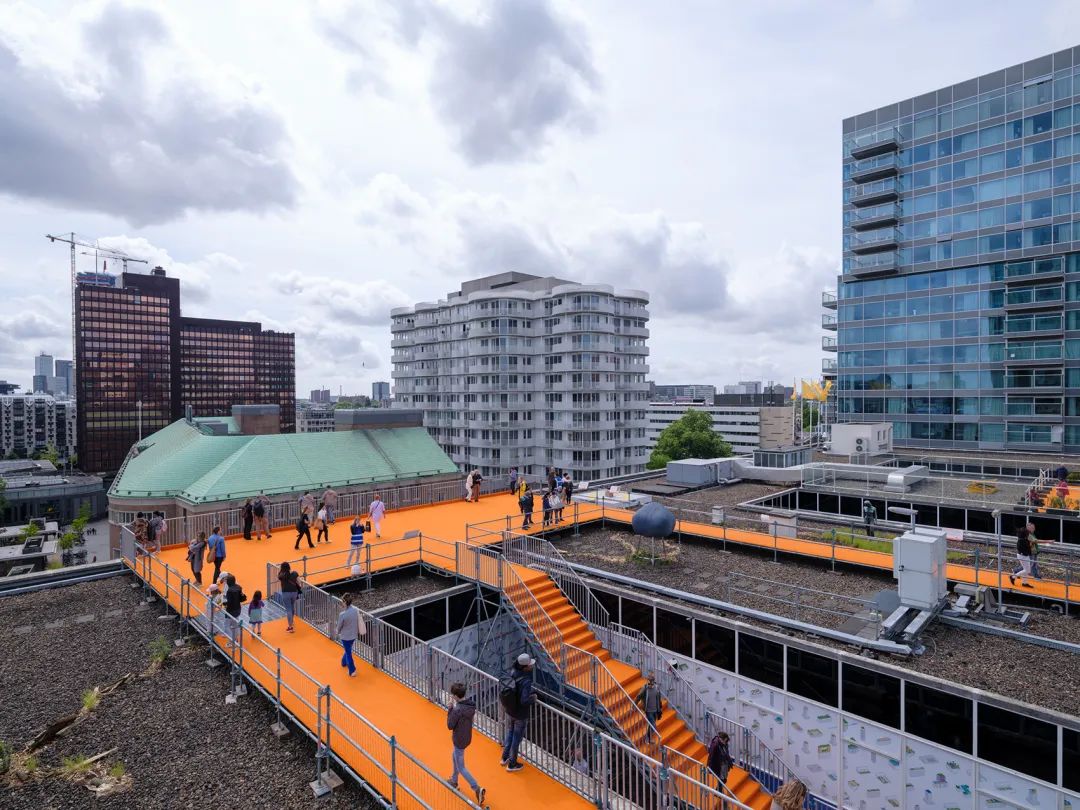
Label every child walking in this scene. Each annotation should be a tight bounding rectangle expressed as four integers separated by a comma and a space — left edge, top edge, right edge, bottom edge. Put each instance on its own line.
248, 590, 265, 636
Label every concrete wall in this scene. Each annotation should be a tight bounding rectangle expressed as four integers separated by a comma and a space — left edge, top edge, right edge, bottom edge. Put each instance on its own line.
757, 406, 792, 449
334, 409, 424, 430
232, 404, 281, 435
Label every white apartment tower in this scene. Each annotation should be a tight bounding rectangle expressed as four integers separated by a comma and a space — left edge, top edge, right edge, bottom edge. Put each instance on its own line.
391, 272, 651, 481
0, 394, 77, 460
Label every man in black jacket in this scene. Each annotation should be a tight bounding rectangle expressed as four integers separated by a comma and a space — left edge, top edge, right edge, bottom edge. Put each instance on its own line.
223, 574, 247, 644
501, 653, 536, 772
446, 682, 485, 804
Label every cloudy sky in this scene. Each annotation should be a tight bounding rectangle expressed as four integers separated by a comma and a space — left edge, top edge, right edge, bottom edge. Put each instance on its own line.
0, 0, 1076, 396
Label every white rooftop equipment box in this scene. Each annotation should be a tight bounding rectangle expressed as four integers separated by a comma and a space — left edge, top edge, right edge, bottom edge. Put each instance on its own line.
892, 527, 947, 610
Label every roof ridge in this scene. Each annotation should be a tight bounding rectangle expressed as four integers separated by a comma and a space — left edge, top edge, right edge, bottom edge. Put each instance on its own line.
181, 438, 256, 501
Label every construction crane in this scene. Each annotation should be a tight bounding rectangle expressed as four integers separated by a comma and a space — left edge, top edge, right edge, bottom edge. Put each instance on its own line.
46, 233, 149, 379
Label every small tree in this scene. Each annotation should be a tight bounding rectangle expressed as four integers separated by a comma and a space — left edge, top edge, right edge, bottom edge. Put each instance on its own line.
19, 523, 39, 543
58, 531, 78, 551
647, 410, 732, 470
801, 403, 821, 429
34, 444, 60, 466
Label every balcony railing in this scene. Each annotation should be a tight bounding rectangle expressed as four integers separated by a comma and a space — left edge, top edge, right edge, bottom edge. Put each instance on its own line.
846, 251, 899, 276
822, 357, 838, 374
849, 202, 901, 231
848, 177, 899, 207
1004, 285, 1064, 309
849, 153, 899, 183
850, 227, 900, 254
822, 335, 837, 351
822, 313, 837, 330
847, 126, 901, 160
821, 290, 837, 308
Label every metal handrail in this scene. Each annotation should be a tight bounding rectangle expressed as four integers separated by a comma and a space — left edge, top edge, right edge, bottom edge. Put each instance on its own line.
503, 532, 610, 628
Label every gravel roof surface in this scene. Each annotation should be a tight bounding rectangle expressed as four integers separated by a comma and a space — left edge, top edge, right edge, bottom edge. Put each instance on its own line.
641, 482, 789, 516
1, 575, 377, 809
554, 526, 1080, 717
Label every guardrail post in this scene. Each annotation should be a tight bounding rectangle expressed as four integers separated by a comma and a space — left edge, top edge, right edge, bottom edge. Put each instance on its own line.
389, 736, 398, 807
772, 521, 778, 563
427, 645, 436, 701
830, 531, 837, 572
303, 555, 308, 578
274, 648, 284, 731
574, 502, 580, 536
365, 544, 373, 591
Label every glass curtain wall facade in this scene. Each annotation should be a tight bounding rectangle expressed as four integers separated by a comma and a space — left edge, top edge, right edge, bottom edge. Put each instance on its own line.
76, 271, 296, 476
179, 319, 296, 433
834, 48, 1080, 452
75, 272, 180, 475
391, 273, 651, 480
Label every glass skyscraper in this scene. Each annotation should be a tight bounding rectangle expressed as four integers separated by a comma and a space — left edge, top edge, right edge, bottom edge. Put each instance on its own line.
830, 47, 1080, 452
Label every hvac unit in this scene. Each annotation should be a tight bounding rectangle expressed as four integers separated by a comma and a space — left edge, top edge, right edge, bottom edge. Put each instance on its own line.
855, 437, 867, 452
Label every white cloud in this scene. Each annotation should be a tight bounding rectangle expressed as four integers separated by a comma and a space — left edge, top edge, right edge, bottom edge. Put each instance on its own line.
319, 0, 601, 164
96, 236, 244, 305
0, 1, 299, 225
269, 271, 412, 326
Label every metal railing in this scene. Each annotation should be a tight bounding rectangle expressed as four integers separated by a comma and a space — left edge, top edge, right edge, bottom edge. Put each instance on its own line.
119, 527, 481, 810
503, 533, 611, 628
268, 556, 748, 809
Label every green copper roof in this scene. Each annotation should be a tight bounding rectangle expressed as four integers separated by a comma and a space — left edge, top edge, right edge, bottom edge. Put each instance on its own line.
109, 419, 457, 503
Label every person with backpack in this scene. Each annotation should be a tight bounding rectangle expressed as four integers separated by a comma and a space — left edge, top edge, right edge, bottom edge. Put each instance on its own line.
186, 531, 207, 585
206, 526, 226, 583
541, 489, 552, 528
500, 653, 536, 772
562, 473, 574, 505
521, 488, 534, 530
294, 511, 314, 550
471, 470, 483, 503
446, 682, 486, 804
515, 477, 528, 513
223, 574, 247, 644
253, 492, 271, 540
707, 730, 734, 788
636, 672, 663, 733
277, 562, 300, 632
549, 488, 563, 523
241, 498, 254, 540
335, 593, 366, 677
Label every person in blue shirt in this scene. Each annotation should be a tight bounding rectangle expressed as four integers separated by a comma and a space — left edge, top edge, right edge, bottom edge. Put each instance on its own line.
207, 527, 226, 583
347, 517, 365, 572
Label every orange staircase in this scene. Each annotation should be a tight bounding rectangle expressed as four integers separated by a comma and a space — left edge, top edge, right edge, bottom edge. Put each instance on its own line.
509, 565, 771, 810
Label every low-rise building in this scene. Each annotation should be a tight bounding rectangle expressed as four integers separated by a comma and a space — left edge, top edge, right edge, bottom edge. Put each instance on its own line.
647, 401, 793, 455
296, 404, 336, 433
0, 394, 77, 461
0, 460, 105, 525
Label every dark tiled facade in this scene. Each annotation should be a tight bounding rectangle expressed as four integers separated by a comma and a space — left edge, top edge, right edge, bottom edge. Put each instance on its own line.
833, 47, 1080, 452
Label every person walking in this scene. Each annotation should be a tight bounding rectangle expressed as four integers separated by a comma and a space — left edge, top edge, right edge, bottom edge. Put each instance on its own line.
515, 477, 528, 514
471, 470, 483, 503
550, 488, 563, 523
546, 467, 557, 495
500, 653, 536, 772
294, 512, 314, 550
315, 502, 330, 544
1028, 522, 1042, 579
521, 488, 534, 530
862, 500, 877, 538
206, 526, 226, 583
368, 493, 386, 538
541, 489, 552, 528
253, 492, 271, 539
299, 491, 316, 525
770, 779, 808, 810
131, 512, 149, 550
562, 473, 574, 505
509, 467, 519, 496
278, 562, 300, 632
347, 517, 365, 571
464, 470, 476, 502
1009, 524, 1036, 588
707, 731, 734, 789
335, 594, 366, 677
636, 672, 663, 733
248, 590, 265, 636
223, 574, 247, 643
148, 511, 165, 552
187, 531, 207, 585
241, 499, 254, 540
447, 682, 486, 805
322, 487, 338, 524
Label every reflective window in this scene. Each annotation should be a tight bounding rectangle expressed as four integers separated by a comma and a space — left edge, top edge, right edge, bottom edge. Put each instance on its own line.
976, 704, 1057, 784
904, 684, 972, 753
737, 634, 784, 689
694, 620, 735, 671
842, 664, 901, 728
655, 607, 692, 657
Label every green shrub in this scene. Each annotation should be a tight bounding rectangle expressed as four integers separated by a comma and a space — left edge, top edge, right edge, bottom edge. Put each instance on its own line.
148, 636, 171, 666
61, 755, 91, 775
81, 689, 100, 711
108, 762, 125, 779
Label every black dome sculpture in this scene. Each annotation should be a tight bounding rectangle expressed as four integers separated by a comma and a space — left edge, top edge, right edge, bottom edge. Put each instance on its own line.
631, 501, 676, 538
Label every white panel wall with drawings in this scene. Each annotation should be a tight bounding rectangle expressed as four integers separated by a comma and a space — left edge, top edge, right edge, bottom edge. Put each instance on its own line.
664, 648, 1077, 810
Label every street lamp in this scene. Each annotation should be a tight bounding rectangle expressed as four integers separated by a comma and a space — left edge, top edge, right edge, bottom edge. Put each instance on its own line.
136, 400, 143, 441
888, 506, 917, 532
991, 508, 1003, 610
